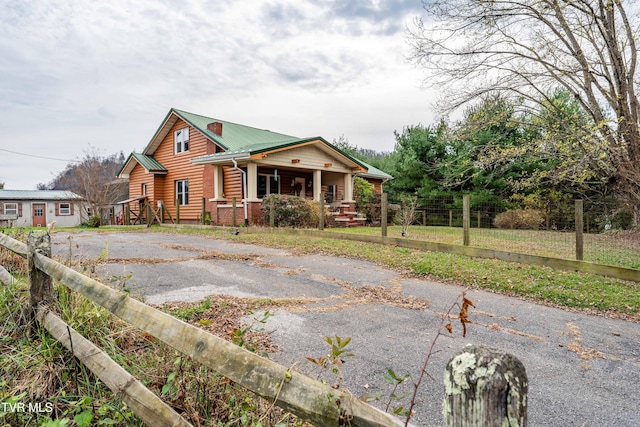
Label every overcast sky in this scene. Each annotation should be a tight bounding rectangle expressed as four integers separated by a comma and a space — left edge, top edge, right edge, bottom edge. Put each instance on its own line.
0, 0, 436, 190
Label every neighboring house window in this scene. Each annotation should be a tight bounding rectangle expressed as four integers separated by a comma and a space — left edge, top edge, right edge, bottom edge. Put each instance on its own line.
142, 183, 147, 195
257, 174, 279, 198
59, 203, 71, 215
176, 180, 189, 205
175, 128, 189, 154
4, 203, 18, 215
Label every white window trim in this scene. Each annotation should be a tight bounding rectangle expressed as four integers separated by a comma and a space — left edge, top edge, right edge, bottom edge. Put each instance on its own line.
175, 128, 190, 154
176, 179, 189, 205
4, 203, 17, 215
59, 202, 71, 215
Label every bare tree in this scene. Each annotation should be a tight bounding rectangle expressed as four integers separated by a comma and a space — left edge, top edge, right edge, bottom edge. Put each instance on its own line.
55, 147, 126, 222
409, 0, 640, 221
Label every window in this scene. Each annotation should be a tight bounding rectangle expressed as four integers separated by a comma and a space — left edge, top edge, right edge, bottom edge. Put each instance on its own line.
4, 203, 17, 215
257, 174, 280, 198
175, 128, 189, 153
176, 180, 189, 205
141, 183, 147, 195
59, 203, 71, 215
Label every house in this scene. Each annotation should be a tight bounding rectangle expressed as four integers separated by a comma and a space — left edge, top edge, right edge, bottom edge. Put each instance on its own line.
0, 190, 84, 228
117, 108, 392, 226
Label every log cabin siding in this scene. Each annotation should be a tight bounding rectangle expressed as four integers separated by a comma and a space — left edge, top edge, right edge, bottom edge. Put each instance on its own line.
151, 118, 212, 220
222, 166, 243, 200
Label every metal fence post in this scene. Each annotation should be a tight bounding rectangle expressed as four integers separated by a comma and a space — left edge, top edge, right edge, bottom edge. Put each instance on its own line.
576, 199, 584, 261
444, 345, 528, 426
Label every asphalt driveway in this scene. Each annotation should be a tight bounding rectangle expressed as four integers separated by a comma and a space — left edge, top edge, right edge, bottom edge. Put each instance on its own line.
52, 230, 640, 427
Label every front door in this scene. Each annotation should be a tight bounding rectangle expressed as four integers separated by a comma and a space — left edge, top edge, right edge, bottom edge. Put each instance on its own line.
32, 203, 46, 227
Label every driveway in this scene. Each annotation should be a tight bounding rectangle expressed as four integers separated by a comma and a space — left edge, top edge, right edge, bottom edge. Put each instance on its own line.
52, 230, 640, 427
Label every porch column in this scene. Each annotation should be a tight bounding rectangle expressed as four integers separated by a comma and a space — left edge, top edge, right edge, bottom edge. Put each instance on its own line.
247, 162, 258, 201
344, 173, 354, 202
313, 169, 322, 201
213, 165, 224, 200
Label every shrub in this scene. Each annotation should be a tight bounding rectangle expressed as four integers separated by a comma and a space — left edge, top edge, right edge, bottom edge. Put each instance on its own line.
87, 215, 101, 228
260, 194, 314, 228
494, 209, 544, 230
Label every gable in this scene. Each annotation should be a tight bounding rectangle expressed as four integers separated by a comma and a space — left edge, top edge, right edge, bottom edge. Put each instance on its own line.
254, 142, 358, 173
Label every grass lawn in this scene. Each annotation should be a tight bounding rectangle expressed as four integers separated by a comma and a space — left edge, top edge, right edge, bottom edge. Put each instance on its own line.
324, 225, 640, 269
178, 226, 640, 320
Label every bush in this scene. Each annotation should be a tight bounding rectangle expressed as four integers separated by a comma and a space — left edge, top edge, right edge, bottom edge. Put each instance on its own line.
260, 194, 314, 228
87, 215, 101, 228
494, 209, 544, 230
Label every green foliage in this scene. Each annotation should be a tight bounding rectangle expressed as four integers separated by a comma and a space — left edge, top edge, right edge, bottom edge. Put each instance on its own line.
260, 194, 314, 228
306, 336, 354, 386
353, 177, 380, 223
87, 215, 101, 228
231, 310, 272, 355
494, 209, 544, 230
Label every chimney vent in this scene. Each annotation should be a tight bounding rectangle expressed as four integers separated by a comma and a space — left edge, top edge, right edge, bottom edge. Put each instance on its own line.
207, 122, 223, 136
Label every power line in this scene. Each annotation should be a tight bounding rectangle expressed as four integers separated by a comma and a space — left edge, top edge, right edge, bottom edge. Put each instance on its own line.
0, 148, 78, 162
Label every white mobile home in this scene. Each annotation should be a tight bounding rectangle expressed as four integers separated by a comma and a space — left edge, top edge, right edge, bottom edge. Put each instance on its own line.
0, 190, 84, 228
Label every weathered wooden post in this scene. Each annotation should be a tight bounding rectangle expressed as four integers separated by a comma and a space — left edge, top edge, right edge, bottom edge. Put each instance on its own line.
201, 197, 207, 225
28, 230, 53, 310
269, 197, 275, 228
449, 209, 453, 227
422, 210, 426, 226
444, 345, 527, 427
232, 197, 237, 227
575, 199, 584, 261
125, 205, 131, 225
463, 195, 470, 246
176, 199, 180, 224
145, 202, 152, 227
319, 192, 325, 231
477, 210, 481, 229
381, 193, 388, 237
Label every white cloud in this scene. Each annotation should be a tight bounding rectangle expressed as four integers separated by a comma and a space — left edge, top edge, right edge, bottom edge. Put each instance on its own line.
0, 0, 435, 189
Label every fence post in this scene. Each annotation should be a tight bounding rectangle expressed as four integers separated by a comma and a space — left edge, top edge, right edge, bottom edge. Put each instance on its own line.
176, 199, 180, 224
202, 197, 207, 225
319, 192, 325, 231
463, 195, 470, 246
269, 197, 275, 228
575, 199, 584, 261
444, 345, 528, 427
28, 230, 53, 310
422, 210, 426, 226
232, 197, 237, 227
125, 205, 131, 225
449, 210, 453, 227
477, 211, 481, 228
145, 202, 152, 227
381, 193, 388, 237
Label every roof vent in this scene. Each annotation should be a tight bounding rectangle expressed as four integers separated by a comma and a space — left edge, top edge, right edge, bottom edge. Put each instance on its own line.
207, 122, 223, 136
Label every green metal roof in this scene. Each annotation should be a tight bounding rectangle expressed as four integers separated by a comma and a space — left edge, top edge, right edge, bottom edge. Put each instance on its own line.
357, 162, 393, 180
0, 190, 83, 200
131, 153, 167, 172
128, 108, 394, 181
173, 109, 302, 152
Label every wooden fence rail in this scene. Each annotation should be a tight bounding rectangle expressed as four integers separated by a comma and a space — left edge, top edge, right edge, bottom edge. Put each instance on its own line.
0, 231, 406, 427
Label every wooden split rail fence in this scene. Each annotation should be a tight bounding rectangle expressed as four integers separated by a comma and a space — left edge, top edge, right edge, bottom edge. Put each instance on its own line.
0, 230, 529, 427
